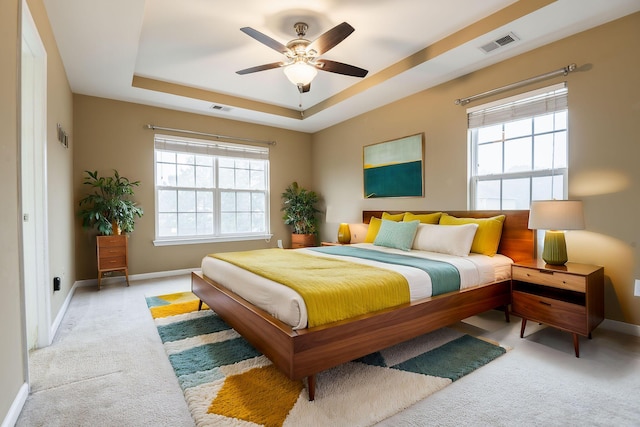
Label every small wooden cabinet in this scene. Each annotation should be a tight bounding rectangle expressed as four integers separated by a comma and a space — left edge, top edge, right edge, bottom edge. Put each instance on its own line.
511, 260, 604, 357
96, 235, 129, 290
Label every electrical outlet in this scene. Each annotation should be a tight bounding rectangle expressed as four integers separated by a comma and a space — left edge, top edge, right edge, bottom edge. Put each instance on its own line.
635, 279, 640, 297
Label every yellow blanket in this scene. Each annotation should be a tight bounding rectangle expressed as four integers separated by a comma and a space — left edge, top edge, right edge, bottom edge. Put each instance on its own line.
210, 249, 410, 328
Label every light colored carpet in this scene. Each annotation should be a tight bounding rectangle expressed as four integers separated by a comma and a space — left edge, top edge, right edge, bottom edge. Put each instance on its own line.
146, 292, 507, 426
16, 274, 640, 426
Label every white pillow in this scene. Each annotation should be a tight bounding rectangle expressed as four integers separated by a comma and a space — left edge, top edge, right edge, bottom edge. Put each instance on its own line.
412, 223, 479, 256
348, 223, 369, 243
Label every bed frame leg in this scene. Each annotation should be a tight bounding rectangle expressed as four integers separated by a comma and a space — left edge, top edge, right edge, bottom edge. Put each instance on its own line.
197, 299, 203, 311
503, 305, 510, 323
307, 375, 316, 401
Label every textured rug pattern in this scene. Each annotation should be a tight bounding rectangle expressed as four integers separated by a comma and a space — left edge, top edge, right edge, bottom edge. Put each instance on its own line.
147, 292, 506, 427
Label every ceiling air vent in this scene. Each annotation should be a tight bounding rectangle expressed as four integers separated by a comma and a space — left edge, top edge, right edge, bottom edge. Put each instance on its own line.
210, 104, 231, 112
479, 32, 519, 54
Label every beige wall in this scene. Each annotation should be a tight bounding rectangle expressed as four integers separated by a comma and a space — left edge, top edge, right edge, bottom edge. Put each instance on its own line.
1, 0, 75, 421
26, 0, 76, 323
312, 13, 640, 326
0, 0, 27, 420
73, 95, 312, 279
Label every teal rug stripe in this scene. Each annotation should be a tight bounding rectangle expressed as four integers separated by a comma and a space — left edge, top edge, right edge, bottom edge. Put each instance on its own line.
157, 314, 231, 343
178, 367, 225, 389
356, 351, 387, 367
169, 337, 261, 377
145, 296, 171, 308
392, 334, 506, 381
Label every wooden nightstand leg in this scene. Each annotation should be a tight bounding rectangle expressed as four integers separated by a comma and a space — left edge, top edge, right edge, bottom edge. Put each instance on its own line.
124, 268, 130, 287
573, 333, 580, 358
97, 272, 102, 291
520, 318, 527, 338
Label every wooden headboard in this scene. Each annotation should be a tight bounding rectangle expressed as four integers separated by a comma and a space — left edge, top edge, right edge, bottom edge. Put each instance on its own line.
362, 210, 535, 263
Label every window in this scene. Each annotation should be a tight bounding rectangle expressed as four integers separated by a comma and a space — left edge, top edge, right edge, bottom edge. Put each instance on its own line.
469, 84, 568, 209
153, 134, 270, 245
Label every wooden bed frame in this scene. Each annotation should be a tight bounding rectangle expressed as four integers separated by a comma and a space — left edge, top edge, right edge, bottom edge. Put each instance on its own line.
192, 210, 534, 400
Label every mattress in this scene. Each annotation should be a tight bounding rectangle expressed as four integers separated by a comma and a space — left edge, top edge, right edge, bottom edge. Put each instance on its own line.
200, 243, 513, 329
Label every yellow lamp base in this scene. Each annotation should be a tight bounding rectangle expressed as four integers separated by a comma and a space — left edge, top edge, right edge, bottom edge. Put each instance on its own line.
542, 230, 568, 266
337, 223, 351, 244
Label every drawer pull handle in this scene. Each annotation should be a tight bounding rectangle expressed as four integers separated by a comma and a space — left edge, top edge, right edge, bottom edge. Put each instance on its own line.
539, 301, 552, 306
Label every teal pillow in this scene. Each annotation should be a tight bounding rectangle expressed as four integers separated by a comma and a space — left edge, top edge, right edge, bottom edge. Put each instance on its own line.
373, 219, 420, 251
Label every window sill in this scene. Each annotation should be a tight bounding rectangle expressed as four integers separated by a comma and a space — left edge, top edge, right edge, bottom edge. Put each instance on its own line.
153, 234, 273, 246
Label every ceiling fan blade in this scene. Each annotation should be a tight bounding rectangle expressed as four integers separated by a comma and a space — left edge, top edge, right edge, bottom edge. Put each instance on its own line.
236, 62, 285, 75
307, 22, 354, 55
240, 27, 289, 54
315, 60, 368, 78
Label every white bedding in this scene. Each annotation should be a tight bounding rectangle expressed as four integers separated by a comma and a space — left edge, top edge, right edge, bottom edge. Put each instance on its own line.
200, 243, 513, 330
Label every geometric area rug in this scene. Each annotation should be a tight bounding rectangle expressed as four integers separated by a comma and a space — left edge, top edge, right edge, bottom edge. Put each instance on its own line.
146, 292, 507, 427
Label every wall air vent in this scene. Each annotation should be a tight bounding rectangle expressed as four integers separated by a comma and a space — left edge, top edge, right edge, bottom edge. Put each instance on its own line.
479, 32, 519, 54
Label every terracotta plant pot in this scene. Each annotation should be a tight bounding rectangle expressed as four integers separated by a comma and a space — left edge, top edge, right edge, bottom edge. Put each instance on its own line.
291, 233, 316, 249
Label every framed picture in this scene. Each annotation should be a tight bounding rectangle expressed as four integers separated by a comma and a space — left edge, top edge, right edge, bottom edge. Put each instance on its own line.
363, 133, 424, 198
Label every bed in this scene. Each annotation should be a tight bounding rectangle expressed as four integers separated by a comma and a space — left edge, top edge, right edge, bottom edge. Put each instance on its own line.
191, 210, 534, 400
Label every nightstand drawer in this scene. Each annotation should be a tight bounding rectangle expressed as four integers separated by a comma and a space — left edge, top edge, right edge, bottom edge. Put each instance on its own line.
512, 266, 586, 293
98, 246, 126, 258
99, 256, 127, 269
97, 236, 127, 248
512, 290, 587, 334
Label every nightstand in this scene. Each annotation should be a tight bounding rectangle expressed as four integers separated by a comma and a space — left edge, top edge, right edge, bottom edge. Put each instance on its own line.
321, 242, 350, 246
96, 235, 130, 290
511, 260, 604, 357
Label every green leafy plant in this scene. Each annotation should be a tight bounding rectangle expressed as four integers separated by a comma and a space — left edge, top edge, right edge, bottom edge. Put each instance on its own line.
281, 181, 320, 235
78, 170, 144, 235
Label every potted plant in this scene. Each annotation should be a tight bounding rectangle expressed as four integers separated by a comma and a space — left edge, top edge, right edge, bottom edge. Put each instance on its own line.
78, 170, 144, 235
281, 181, 320, 248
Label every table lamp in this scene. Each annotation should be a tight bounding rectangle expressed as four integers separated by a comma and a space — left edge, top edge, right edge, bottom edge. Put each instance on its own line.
528, 200, 585, 265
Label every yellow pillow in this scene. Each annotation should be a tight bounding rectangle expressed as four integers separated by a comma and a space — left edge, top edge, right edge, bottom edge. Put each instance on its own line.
404, 212, 442, 224
439, 214, 506, 256
365, 217, 382, 243
382, 212, 405, 222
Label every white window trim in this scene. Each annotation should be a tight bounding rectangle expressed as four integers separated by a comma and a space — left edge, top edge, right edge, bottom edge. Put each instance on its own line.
152, 134, 271, 245
468, 83, 568, 209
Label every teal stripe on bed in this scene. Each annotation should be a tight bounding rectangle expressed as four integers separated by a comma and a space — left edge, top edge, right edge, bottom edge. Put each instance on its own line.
309, 246, 460, 295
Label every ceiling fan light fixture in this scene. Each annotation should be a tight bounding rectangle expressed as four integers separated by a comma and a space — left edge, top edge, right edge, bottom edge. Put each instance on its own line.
283, 60, 317, 87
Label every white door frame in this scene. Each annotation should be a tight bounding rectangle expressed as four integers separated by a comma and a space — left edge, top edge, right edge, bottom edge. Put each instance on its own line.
21, 0, 52, 349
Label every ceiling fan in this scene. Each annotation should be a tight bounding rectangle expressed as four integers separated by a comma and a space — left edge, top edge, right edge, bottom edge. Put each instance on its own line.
236, 21, 369, 93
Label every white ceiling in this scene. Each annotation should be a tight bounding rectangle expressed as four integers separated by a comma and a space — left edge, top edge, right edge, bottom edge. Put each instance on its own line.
43, 0, 640, 133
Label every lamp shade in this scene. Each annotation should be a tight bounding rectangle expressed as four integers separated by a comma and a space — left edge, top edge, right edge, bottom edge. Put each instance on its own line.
528, 200, 585, 231
283, 61, 318, 86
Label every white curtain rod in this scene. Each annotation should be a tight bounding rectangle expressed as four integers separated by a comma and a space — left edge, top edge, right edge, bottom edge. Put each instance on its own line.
454, 63, 577, 106
145, 124, 276, 146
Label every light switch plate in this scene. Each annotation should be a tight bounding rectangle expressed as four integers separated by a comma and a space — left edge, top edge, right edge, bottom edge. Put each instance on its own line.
635, 279, 640, 297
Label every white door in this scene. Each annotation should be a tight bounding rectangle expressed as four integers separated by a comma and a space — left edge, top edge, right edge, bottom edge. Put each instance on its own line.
22, 0, 51, 350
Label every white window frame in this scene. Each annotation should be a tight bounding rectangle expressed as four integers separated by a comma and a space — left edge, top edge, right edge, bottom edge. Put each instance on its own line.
468, 83, 569, 210
153, 134, 272, 246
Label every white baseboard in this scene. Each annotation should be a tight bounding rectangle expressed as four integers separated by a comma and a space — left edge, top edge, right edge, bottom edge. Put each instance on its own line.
50, 281, 79, 342
600, 319, 640, 337
74, 268, 199, 288
1, 382, 28, 427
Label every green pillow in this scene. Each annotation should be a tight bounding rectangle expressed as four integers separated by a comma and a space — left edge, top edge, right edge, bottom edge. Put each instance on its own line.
373, 219, 420, 251
439, 214, 506, 256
